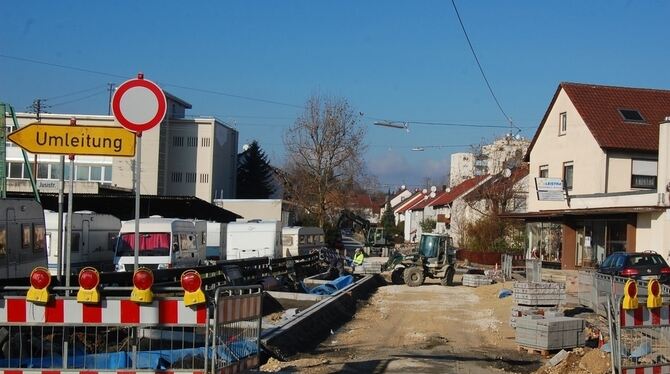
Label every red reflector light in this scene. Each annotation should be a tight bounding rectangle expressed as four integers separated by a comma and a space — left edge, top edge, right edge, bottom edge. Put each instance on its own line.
661, 267, 670, 275
621, 268, 639, 277
651, 281, 661, 296
626, 281, 638, 298
78, 267, 100, 290
181, 270, 202, 293
30, 267, 51, 289
133, 269, 154, 290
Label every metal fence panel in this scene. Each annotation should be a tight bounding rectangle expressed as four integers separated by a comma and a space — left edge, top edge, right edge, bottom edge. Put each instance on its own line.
525, 259, 542, 282
212, 285, 263, 374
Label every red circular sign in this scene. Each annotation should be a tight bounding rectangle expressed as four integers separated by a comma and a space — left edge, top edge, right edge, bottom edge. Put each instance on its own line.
112, 77, 167, 133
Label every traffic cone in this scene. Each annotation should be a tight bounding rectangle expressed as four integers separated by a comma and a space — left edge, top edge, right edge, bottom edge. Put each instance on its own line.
598, 332, 605, 348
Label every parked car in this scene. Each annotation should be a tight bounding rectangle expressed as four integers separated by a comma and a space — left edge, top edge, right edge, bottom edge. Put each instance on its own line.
598, 251, 670, 284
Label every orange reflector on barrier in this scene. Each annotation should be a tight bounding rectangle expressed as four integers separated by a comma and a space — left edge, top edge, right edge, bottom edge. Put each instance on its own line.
27, 267, 51, 304
623, 279, 639, 310
77, 267, 100, 304
181, 270, 206, 306
647, 279, 662, 308
131, 268, 154, 303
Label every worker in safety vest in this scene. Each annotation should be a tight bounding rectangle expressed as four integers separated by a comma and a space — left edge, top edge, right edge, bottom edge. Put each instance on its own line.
352, 248, 365, 270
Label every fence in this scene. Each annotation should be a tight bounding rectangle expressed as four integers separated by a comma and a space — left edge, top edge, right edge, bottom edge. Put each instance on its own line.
578, 271, 670, 373
0, 285, 263, 373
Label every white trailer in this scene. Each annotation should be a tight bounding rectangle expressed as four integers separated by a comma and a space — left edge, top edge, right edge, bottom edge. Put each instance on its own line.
44, 210, 121, 275
113, 217, 206, 272
281, 226, 325, 257
226, 220, 281, 260
0, 199, 47, 279
206, 221, 227, 260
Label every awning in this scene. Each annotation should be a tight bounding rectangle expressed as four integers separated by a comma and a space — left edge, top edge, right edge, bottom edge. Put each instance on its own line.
500, 205, 664, 220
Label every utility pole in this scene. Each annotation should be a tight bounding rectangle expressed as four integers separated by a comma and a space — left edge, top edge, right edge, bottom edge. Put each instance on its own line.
107, 83, 115, 115
28, 99, 47, 179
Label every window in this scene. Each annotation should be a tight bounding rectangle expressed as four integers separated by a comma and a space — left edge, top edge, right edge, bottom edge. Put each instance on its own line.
618, 109, 645, 123
299, 235, 305, 244
186, 172, 197, 183
33, 224, 46, 252
103, 166, 112, 182
21, 224, 31, 249
9, 163, 23, 178
200, 173, 209, 183
70, 232, 80, 252
50, 163, 62, 179
201, 138, 211, 147
559, 112, 567, 135
187, 137, 198, 147
90, 166, 102, 181
282, 235, 293, 246
172, 137, 184, 147
563, 162, 573, 190
631, 159, 657, 189
171, 172, 183, 183
76, 165, 89, 181
37, 163, 49, 179
539, 165, 549, 178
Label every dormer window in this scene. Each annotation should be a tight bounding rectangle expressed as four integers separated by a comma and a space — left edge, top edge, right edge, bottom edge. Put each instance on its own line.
618, 109, 646, 123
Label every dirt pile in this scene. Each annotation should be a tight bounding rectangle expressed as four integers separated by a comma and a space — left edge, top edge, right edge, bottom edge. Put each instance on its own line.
534, 347, 611, 374
261, 357, 331, 372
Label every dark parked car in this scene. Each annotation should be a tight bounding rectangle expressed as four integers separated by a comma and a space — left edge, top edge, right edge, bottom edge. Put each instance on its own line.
598, 251, 670, 284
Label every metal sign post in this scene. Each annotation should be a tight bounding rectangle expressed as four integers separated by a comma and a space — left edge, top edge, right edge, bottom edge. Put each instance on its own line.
64, 118, 76, 294
111, 73, 166, 273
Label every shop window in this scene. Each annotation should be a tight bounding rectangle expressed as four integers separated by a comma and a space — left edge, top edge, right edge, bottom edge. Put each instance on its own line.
526, 222, 562, 262
631, 159, 657, 189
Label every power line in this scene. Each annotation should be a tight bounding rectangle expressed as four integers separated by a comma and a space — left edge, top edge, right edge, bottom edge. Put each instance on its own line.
44, 84, 108, 101
49, 90, 107, 108
0, 53, 304, 109
450, 0, 520, 133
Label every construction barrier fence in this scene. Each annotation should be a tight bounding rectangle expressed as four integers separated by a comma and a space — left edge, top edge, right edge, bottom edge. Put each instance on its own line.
579, 271, 670, 373
0, 285, 263, 374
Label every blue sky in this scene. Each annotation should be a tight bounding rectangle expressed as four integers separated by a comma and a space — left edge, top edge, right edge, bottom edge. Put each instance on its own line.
2, 1, 669, 190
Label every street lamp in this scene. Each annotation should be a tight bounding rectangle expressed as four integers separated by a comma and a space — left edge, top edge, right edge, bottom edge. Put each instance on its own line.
411, 147, 425, 151
373, 120, 409, 131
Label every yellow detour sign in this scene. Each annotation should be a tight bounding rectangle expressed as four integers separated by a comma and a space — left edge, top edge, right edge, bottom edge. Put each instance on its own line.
7, 122, 136, 157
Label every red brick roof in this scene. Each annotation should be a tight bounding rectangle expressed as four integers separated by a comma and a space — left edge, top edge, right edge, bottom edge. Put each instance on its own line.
429, 175, 488, 208
526, 82, 670, 159
410, 189, 448, 210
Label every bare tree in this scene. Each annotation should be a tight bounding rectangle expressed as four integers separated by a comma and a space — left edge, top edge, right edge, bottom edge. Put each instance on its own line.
283, 95, 367, 226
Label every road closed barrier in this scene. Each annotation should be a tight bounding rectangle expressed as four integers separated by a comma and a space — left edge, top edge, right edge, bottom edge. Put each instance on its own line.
0, 267, 263, 374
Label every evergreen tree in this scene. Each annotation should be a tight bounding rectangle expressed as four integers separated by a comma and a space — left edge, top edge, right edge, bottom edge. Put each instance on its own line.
381, 200, 396, 241
236, 141, 276, 198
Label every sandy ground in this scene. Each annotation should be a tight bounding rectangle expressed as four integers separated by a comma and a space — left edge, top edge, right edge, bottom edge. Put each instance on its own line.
260, 271, 613, 374
261, 276, 546, 373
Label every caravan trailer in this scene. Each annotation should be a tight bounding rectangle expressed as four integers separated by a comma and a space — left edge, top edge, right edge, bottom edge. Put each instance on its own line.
226, 220, 281, 260
206, 221, 226, 260
0, 199, 47, 279
44, 210, 121, 275
281, 226, 325, 257
113, 217, 206, 272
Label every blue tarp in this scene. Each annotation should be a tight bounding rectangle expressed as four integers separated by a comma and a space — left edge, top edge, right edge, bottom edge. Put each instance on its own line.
0, 340, 258, 370
303, 275, 354, 295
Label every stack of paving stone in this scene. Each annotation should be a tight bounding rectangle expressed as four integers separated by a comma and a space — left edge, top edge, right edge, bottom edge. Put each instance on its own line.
515, 316, 585, 353
355, 261, 383, 274
510, 281, 565, 328
462, 273, 493, 287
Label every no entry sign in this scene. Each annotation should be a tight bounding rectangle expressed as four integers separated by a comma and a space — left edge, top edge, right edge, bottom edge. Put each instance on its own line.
112, 75, 167, 133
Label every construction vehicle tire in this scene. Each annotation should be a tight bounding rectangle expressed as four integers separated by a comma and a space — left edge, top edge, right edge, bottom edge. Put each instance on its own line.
441, 266, 455, 286
403, 266, 424, 287
391, 268, 405, 284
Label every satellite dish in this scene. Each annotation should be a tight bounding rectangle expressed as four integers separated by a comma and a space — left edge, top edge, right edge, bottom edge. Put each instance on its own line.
401, 185, 406, 190
430, 186, 437, 192
422, 189, 428, 194
242, 144, 250, 152
503, 168, 512, 178
430, 192, 436, 198
446, 188, 451, 193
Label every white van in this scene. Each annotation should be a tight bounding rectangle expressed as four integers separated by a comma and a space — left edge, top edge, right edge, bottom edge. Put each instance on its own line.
44, 210, 121, 275
113, 217, 206, 272
206, 221, 227, 260
281, 226, 325, 257
226, 220, 281, 260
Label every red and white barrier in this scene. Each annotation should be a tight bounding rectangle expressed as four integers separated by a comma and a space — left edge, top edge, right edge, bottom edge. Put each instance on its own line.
0, 297, 207, 325
1, 371, 205, 374
619, 305, 670, 327
623, 366, 670, 374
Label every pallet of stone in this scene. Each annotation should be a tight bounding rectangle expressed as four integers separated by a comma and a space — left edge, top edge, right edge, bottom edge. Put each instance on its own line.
515, 316, 585, 351
462, 274, 493, 287
513, 281, 565, 307
516, 344, 552, 357
355, 262, 383, 274
509, 306, 561, 328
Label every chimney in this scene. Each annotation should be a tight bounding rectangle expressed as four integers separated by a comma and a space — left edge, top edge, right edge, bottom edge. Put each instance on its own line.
658, 116, 670, 201
442, 184, 448, 191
